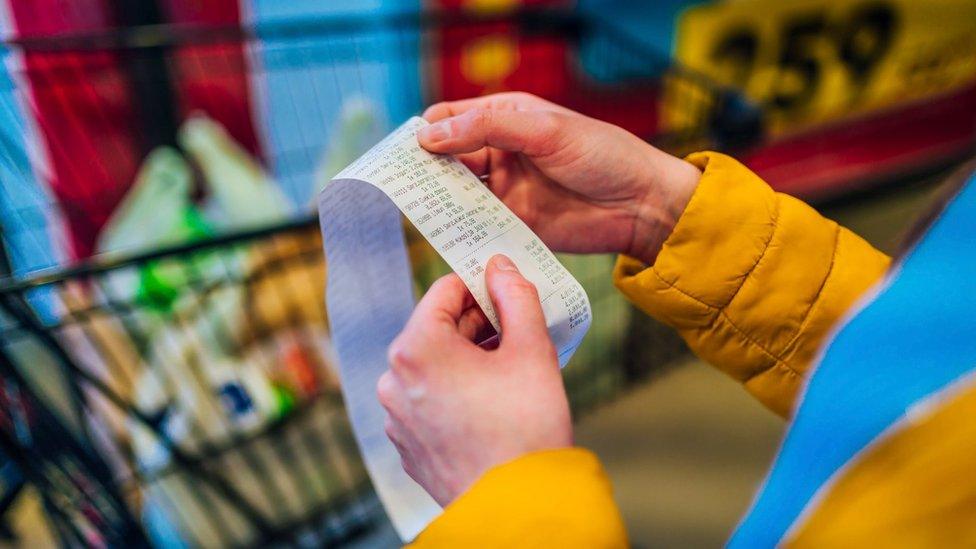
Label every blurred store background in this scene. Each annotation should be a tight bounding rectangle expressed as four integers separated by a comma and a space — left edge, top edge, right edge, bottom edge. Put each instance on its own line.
0, 0, 972, 547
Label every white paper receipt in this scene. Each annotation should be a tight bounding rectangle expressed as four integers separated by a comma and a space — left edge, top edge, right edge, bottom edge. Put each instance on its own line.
318, 117, 591, 540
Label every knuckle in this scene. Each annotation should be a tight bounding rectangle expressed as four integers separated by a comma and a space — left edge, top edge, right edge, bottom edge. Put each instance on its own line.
376, 371, 398, 410
511, 277, 540, 300
468, 107, 494, 131
526, 111, 565, 155
426, 101, 448, 113
534, 111, 563, 140
383, 416, 398, 441
400, 456, 416, 479
494, 91, 530, 110
511, 91, 537, 103
387, 337, 418, 372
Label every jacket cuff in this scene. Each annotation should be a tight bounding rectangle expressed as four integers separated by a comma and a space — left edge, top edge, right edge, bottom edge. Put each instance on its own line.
411, 448, 628, 547
613, 152, 779, 328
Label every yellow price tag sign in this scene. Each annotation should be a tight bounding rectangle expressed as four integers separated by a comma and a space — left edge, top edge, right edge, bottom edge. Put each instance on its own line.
673, 0, 976, 134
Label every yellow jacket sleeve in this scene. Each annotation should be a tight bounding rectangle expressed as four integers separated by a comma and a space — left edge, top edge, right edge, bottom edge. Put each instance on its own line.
410, 448, 628, 548
614, 152, 891, 417
410, 151, 889, 545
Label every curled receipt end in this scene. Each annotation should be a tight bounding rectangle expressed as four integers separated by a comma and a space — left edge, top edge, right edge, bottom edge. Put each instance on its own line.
318, 117, 592, 540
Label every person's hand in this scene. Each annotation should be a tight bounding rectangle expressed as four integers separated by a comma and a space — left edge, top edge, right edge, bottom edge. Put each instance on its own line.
419, 92, 701, 265
378, 255, 572, 506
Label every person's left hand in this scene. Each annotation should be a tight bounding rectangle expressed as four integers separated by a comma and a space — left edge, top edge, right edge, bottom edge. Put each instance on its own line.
378, 254, 573, 506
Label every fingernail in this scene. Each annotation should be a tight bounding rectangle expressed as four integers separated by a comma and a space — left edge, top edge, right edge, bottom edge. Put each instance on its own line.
420, 121, 451, 143
491, 254, 518, 272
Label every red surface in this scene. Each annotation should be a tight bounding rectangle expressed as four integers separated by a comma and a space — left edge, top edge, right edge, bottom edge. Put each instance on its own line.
739, 83, 976, 199
161, 0, 262, 158
10, 0, 142, 259
434, 0, 572, 100
11, 0, 261, 259
431, 0, 659, 138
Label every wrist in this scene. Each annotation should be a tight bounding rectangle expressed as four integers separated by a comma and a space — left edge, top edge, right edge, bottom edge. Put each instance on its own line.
626, 153, 700, 265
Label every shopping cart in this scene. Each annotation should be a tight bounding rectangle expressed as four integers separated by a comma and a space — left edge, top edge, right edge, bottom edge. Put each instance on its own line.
0, 6, 757, 547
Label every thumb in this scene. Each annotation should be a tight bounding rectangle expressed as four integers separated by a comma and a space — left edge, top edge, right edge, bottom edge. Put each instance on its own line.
485, 254, 553, 353
418, 108, 562, 157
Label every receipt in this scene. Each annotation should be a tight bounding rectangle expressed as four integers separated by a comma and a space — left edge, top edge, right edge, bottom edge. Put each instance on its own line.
318, 117, 591, 540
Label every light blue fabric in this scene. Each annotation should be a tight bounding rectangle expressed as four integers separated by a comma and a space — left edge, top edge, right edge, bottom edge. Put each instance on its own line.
0, 53, 62, 322
247, 0, 422, 206
0, 57, 61, 277
731, 173, 976, 547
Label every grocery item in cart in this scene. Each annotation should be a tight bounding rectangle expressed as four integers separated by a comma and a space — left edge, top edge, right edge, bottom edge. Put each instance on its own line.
129, 256, 347, 547
97, 148, 196, 256
179, 115, 294, 231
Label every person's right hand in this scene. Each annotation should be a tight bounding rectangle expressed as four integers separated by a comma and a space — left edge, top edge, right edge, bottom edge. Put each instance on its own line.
419, 92, 701, 265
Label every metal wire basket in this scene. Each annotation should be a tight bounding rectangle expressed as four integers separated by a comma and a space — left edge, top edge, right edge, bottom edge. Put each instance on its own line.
0, 6, 756, 547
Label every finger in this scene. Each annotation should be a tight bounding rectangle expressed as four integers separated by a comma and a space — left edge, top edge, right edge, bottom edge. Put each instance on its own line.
422, 100, 461, 122
384, 414, 412, 446
455, 150, 490, 177
384, 416, 402, 447
418, 108, 564, 157
422, 96, 502, 122
485, 254, 553, 352
422, 92, 573, 122
388, 275, 480, 375
404, 274, 471, 335
384, 416, 414, 474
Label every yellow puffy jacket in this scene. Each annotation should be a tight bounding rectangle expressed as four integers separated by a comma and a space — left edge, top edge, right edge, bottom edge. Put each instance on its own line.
410, 152, 976, 547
